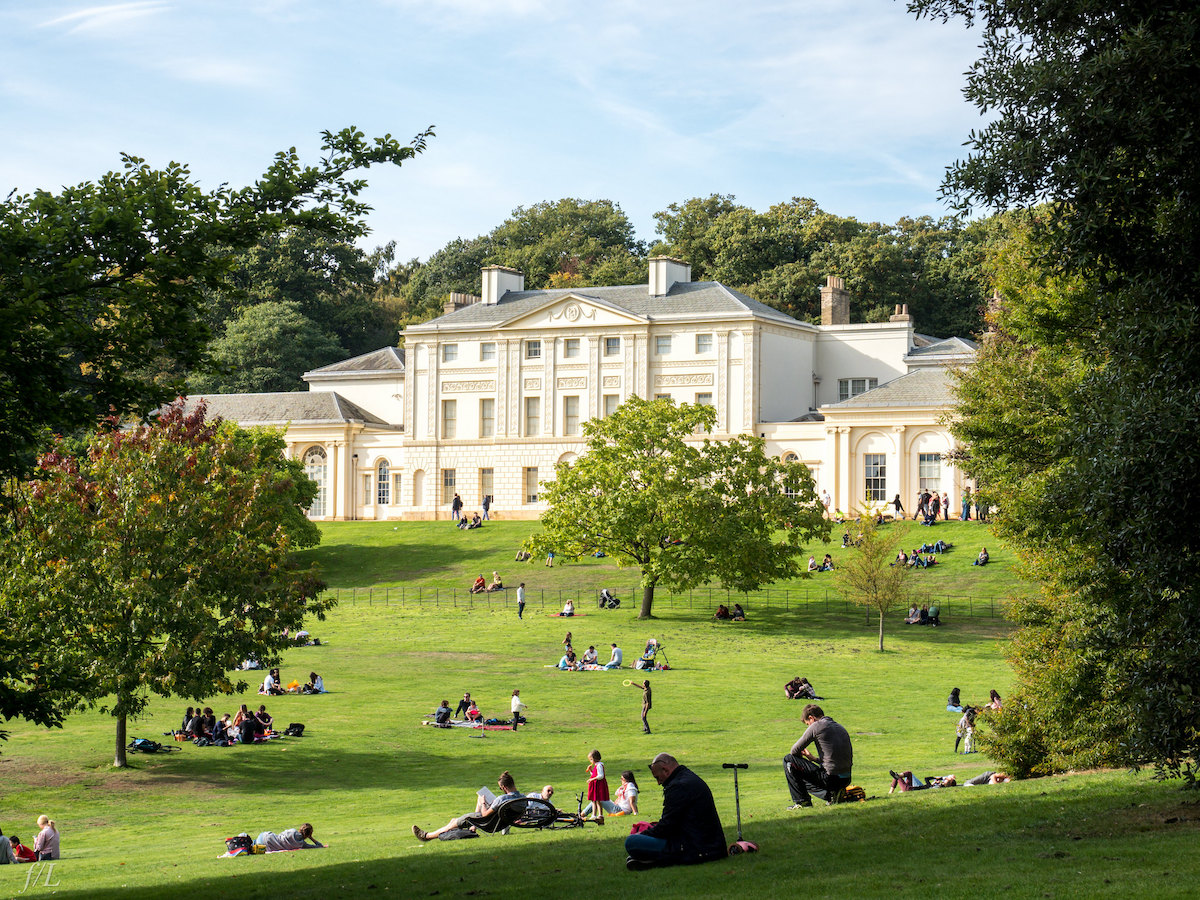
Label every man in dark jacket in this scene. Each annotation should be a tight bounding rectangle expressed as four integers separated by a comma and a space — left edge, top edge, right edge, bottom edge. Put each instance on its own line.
625, 753, 726, 870
784, 704, 853, 808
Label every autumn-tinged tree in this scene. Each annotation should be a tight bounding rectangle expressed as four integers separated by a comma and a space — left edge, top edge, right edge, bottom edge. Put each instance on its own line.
833, 511, 912, 650
0, 402, 330, 766
526, 397, 829, 618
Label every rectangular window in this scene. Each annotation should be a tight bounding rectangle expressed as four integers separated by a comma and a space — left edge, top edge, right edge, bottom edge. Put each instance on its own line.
605, 337, 620, 356
480, 342, 496, 361
442, 468, 456, 504
480, 468, 493, 502
919, 453, 942, 492
525, 466, 539, 503
655, 335, 672, 355
838, 377, 879, 402
524, 396, 541, 436
362, 474, 373, 505
695, 392, 713, 407
563, 338, 580, 358
864, 453, 887, 502
563, 396, 580, 435
479, 397, 495, 438
526, 340, 541, 359
441, 399, 457, 439
696, 333, 713, 353
442, 343, 458, 363
603, 394, 619, 417
655, 393, 673, 402
392, 473, 402, 505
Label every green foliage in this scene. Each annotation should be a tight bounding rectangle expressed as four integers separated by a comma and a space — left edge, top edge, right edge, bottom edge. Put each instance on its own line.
525, 397, 829, 617
911, 0, 1200, 780
0, 402, 330, 765
834, 512, 913, 650
190, 300, 347, 394
0, 126, 432, 481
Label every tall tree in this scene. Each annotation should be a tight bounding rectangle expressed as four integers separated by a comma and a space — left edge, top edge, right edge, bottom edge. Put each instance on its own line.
910, 0, 1200, 780
190, 300, 347, 394
525, 397, 829, 618
0, 403, 330, 766
833, 512, 912, 650
0, 126, 432, 481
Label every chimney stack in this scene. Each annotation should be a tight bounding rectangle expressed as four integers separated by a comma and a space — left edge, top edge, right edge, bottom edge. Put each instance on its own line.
889, 303, 912, 323
481, 265, 525, 306
820, 275, 850, 326
444, 291, 481, 315
648, 256, 691, 297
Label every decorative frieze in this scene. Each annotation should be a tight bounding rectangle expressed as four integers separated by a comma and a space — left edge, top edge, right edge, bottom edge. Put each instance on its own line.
556, 377, 587, 389
602, 376, 620, 388
442, 380, 497, 393
549, 302, 595, 323
654, 373, 714, 387
524, 378, 542, 391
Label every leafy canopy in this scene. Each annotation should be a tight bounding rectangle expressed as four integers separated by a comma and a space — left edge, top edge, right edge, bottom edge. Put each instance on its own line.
0, 402, 331, 766
526, 397, 830, 618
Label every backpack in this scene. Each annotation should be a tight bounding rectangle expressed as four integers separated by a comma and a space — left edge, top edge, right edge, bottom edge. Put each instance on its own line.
128, 737, 163, 754
283, 723, 305, 737
225, 834, 253, 853
843, 785, 867, 802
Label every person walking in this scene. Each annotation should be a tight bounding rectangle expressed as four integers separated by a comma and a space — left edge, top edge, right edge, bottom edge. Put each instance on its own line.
481, 494, 491, 521
516, 582, 526, 619
784, 704, 853, 808
451, 492, 463, 523
510, 689, 527, 730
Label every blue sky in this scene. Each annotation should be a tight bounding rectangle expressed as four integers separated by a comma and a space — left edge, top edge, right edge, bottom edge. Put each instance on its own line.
1, 1, 985, 262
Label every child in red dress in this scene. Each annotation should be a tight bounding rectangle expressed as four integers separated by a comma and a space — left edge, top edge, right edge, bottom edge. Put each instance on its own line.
585, 749, 610, 822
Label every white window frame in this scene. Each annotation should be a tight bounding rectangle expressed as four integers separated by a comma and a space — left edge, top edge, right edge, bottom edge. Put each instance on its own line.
838, 377, 879, 402
480, 342, 496, 361
864, 453, 887, 502
441, 399, 457, 439
563, 395, 580, 436
604, 336, 621, 356
655, 335, 672, 355
696, 333, 713, 353
442, 343, 458, 363
524, 396, 541, 436
525, 466, 539, 503
377, 460, 390, 505
526, 340, 541, 359
563, 338, 580, 358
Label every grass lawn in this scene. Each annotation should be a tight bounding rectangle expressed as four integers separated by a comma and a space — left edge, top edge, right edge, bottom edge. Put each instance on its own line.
2, 522, 1197, 899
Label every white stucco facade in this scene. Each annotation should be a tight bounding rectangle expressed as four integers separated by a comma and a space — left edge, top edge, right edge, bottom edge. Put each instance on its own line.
196, 260, 977, 521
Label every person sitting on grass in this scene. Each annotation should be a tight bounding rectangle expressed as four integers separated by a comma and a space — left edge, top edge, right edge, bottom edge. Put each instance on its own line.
918, 604, 930, 625
433, 699, 452, 726
470, 574, 487, 594
303, 671, 325, 694
255, 823, 324, 850
259, 668, 285, 696
487, 571, 503, 591
732, 603, 746, 621
819, 554, 835, 572
584, 769, 640, 818
9, 835, 37, 862
558, 648, 579, 671
809, 555, 819, 571
466, 700, 482, 722
974, 547, 990, 566
255, 704, 274, 735
412, 771, 524, 841
581, 645, 599, 666
905, 604, 921, 624
212, 713, 233, 744
468, 512, 483, 529
713, 604, 731, 620
605, 643, 623, 669
561, 599, 575, 617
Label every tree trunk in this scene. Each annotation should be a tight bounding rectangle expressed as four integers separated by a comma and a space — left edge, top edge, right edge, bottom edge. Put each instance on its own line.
878, 610, 885, 652
639, 580, 656, 619
114, 710, 128, 768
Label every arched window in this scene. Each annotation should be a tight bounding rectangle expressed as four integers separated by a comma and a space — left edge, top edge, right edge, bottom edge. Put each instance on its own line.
783, 452, 799, 463
377, 460, 390, 505
303, 446, 328, 518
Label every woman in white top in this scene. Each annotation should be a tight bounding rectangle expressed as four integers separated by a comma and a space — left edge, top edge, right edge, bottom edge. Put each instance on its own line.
561, 599, 575, 616
582, 770, 640, 818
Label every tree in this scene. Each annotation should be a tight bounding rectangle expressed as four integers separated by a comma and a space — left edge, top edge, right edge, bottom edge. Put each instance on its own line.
833, 511, 912, 650
909, 0, 1200, 780
190, 301, 347, 394
0, 402, 331, 766
0, 126, 432, 482
525, 397, 829, 618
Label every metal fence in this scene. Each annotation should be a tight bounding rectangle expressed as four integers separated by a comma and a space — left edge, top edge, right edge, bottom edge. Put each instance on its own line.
321, 583, 1011, 620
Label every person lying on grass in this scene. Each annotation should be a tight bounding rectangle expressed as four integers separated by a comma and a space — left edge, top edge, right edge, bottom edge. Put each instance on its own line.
256, 823, 324, 850
413, 771, 524, 841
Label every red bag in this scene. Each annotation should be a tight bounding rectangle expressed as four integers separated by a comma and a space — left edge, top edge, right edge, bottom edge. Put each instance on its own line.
629, 821, 655, 835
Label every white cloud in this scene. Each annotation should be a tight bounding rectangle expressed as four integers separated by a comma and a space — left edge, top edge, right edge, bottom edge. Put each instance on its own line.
40, 1, 169, 34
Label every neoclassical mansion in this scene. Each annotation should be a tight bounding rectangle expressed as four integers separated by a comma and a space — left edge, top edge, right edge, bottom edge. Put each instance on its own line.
197, 257, 976, 521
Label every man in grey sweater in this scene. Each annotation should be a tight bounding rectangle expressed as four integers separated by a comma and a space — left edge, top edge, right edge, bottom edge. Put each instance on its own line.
784, 704, 853, 808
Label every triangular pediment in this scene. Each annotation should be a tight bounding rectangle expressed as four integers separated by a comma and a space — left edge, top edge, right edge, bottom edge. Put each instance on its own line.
497, 293, 649, 330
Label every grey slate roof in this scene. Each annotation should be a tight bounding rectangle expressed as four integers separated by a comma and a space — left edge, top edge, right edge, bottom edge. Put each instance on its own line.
187, 392, 390, 427
907, 336, 978, 358
824, 368, 958, 410
407, 281, 805, 330
304, 346, 405, 377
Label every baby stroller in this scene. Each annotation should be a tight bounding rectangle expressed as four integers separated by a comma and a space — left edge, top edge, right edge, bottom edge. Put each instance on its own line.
598, 588, 621, 609
470, 796, 587, 835
635, 638, 668, 670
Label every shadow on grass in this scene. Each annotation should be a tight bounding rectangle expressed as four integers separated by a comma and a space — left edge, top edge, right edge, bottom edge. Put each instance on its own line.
60, 773, 1200, 899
